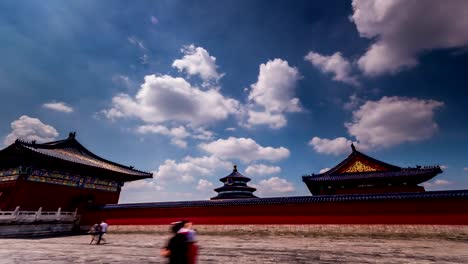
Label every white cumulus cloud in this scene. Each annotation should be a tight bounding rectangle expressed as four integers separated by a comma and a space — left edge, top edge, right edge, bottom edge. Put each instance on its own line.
196, 179, 215, 192
245, 164, 281, 176
122, 179, 163, 191
422, 179, 453, 189
103, 74, 240, 126
304, 51, 359, 86
4, 115, 59, 145
136, 125, 190, 148
42, 101, 74, 113
351, 0, 468, 76
310, 96, 443, 155
246, 59, 301, 129
309, 137, 354, 156
172, 45, 224, 84
153, 155, 231, 184
199, 137, 290, 163
254, 177, 295, 197
246, 110, 287, 129
346, 96, 443, 149
136, 125, 214, 148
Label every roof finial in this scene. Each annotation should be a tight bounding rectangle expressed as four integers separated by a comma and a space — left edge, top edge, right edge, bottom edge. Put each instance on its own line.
68, 132, 76, 139
351, 143, 356, 152
233, 164, 238, 172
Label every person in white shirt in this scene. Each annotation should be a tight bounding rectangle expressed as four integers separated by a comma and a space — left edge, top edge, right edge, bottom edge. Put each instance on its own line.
97, 220, 108, 244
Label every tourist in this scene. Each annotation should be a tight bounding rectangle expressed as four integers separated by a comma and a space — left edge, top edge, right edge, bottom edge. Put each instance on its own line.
88, 223, 101, 245
97, 220, 108, 244
178, 220, 198, 264
161, 221, 189, 264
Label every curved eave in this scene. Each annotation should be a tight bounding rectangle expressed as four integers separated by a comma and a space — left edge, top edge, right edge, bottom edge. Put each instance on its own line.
211, 193, 258, 200
10, 142, 152, 181
214, 185, 257, 193
303, 168, 441, 185
219, 172, 251, 182
219, 177, 251, 183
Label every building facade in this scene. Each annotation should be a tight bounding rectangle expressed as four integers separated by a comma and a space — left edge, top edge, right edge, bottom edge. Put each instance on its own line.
0, 133, 152, 212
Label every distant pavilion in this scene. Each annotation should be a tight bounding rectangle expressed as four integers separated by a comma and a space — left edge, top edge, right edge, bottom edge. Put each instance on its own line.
211, 165, 257, 200
302, 144, 442, 195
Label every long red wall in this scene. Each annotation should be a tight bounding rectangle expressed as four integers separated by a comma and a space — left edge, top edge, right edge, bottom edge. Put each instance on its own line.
82, 196, 468, 225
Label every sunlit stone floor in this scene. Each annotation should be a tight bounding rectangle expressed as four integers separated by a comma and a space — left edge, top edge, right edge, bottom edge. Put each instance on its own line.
0, 226, 467, 263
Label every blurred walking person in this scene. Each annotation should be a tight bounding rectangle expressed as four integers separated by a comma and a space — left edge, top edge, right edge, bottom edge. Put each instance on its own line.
88, 223, 101, 245
97, 220, 108, 244
178, 220, 198, 264
161, 221, 189, 264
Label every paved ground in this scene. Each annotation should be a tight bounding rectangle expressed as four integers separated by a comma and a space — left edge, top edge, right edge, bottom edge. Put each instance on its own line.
0, 232, 467, 263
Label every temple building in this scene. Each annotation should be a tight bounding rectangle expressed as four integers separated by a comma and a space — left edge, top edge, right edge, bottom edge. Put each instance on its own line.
211, 165, 258, 200
302, 144, 442, 195
0, 132, 152, 211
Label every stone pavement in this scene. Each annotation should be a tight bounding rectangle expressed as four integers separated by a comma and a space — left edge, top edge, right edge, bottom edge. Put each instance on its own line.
0, 231, 467, 263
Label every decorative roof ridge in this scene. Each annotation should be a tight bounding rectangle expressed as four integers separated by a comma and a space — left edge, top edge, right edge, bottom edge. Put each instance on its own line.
402, 165, 442, 170
15, 133, 152, 177
15, 133, 76, 149
15, 138, 39, 145
319, 144, 401, 176
63, 136, 153, 176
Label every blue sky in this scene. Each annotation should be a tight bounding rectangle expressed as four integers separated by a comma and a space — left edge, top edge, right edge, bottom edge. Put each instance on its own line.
1, 0, 467, 202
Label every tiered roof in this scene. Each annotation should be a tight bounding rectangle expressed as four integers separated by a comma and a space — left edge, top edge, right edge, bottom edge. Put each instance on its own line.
0, 132, 152, 181
211, 165, 257, 200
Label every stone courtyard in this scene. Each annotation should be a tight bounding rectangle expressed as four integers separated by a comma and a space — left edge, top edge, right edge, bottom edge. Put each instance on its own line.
0, 225, 467, 263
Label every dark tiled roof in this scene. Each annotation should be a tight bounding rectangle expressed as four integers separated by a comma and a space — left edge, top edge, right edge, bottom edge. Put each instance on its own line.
13, 134, 152, 179
303, 167, 442, 183
214, 185, 257, 192
97, 190, 468, 210
211, 193, 258, 200
323, 147, 401, 176
304, 145, 442, 184
219, 166, 251, 182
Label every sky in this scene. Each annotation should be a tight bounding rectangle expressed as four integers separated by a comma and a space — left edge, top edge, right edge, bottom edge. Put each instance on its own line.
0, 0, 467, 203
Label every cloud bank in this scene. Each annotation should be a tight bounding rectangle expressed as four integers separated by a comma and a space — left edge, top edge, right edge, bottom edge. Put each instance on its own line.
4, 115, 59, 145
351, 0, 468, 76
310, 96, 443, 155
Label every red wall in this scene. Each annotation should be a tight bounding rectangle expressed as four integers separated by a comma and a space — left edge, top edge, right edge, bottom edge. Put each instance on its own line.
82, 197, 468, 225
0, 178, 120, 212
